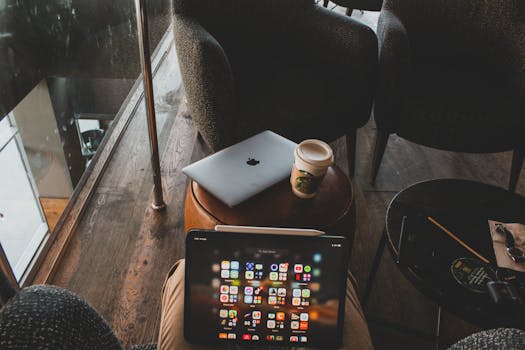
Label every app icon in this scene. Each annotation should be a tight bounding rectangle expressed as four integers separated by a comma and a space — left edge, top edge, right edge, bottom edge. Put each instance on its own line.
290, 336, 299, 342
300, 336, 308, 343
267, 320, 276, 329
302, 289, 311, 298
219, 333, 228, 339
303, 273, 312, 282
228, 333, 236, 339
313, 253, 322, 263
268, 296, 277, 305
219, 309, 228, 318
246, 262, 255, 271
270, 264, 278, 271
220, 285, 229, 294
253, 311, 262, 319
244, 287, 254, 295
242, 334, 251, 340
268, 313, 276, 319
279, 263, 289, 272
230, 270, 239, 279
229, 286, 238, 294
245, 271, 254, 279
300, 313, 309, 321
255, 264, 263, 270
277, 288, 286, 297
292, 297, 301, 306
294, 264, 303, 273
220, 294, 229, 303
279, 272, 287, 281
221, 270, 230, 279
276, 312, 285, 321
266, 335, 275, 341
313, 268, 321, 277
269, 288, 277, 295
230, 261, 239, 270
291, 313, 300, 320
291, 321, 299, 330
293, 289, 301, 297
252, 335, 260, 341
212, 264, 220, 273
276, 336, 284, 341
269, 272, 278, 281
254, 287, 264, 295
221, 261, 230, 269
253, 296, 262, 304
300, 322, 308, 330
244, 295, 253, 304
304, 265, 312, 273
229, 310, 237, 318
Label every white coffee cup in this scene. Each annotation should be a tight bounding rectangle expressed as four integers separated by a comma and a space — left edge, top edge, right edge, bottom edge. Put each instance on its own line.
290, 139, 334, 198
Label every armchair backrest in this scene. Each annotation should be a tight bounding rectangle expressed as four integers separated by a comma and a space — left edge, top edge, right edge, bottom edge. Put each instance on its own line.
173, 0, 313, 26
172, 0, 315, 62
385, 0, 521, 64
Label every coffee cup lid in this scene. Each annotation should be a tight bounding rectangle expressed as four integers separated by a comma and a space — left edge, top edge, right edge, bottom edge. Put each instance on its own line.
296, 139, 333, 167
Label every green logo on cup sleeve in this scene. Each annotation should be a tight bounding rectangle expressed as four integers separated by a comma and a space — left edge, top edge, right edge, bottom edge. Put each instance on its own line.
295, 170, 322, 194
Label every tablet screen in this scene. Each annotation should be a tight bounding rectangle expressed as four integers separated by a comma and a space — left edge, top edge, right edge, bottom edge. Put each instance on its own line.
185, 230, 349, 348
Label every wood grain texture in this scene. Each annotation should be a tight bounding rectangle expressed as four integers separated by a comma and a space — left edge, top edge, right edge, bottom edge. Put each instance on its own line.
30, 29, 176, 286
42, 47, 525, 350
39, 197, 69, 232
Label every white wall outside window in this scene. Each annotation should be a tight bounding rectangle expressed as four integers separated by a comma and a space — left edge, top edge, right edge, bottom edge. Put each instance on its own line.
0, 116, 49, 281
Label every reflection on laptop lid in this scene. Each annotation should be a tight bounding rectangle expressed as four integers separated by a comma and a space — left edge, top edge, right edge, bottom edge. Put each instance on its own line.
184, 230, 349, 348
182, 131, 297, 207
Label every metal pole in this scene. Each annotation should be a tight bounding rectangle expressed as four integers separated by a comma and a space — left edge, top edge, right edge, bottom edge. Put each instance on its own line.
134, 0, 166, 211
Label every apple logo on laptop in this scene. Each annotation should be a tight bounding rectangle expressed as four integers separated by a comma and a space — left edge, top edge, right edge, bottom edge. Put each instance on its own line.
247, 158, 260, 166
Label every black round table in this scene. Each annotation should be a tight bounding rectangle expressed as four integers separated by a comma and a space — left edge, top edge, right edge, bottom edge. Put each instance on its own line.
363, 179, 525, 339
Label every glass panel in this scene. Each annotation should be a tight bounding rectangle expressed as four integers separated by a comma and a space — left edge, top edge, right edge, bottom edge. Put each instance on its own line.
0, 117, 48, 281
0, 0, 172, 281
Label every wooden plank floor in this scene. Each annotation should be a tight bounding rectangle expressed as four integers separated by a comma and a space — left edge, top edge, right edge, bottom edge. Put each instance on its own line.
49, 41, 524, 349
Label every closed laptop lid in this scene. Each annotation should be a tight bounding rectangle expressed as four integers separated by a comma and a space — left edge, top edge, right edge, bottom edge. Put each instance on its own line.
182, 131, 297, 207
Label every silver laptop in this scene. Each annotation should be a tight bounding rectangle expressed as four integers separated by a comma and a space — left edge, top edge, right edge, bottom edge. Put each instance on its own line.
183, 131, 297, 207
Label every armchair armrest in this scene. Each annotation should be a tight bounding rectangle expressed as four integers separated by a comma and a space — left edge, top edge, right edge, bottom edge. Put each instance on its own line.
173, 14, 236, 150
374, 9, 411, 132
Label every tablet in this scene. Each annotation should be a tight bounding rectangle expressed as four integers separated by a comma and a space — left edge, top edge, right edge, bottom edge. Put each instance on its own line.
184, 230, 349, 348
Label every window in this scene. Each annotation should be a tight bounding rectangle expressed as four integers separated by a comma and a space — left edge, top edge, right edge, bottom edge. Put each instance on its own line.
0, 116, 49, 282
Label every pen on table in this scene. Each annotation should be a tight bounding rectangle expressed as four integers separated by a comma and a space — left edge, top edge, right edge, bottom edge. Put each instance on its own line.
427, 216, 490, 264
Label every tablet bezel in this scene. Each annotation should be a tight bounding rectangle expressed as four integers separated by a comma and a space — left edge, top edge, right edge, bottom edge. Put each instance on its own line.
184, 229, 349, 349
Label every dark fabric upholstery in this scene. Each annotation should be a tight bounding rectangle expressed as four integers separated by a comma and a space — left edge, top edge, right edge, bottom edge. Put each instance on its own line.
0, 285, 122, 350
0, 285, 157, 350
374, 0, 525, 153
448, 328, 525, 350
130, 345, 157, 350
332, 0, 383, 11
173, 0, 378, 150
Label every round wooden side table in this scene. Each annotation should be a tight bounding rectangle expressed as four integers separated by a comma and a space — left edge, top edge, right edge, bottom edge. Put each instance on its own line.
184, 165, 355, 245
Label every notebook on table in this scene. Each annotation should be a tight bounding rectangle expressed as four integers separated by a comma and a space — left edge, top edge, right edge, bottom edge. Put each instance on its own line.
184, 229, 349, 348
182, 131, 297, 207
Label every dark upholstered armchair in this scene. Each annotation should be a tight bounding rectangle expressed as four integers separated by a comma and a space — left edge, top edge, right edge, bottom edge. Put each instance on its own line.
323, 0, 383, 17
371, 0, 525, 191
173, 0, 377, 175
0, 284, 156, 350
